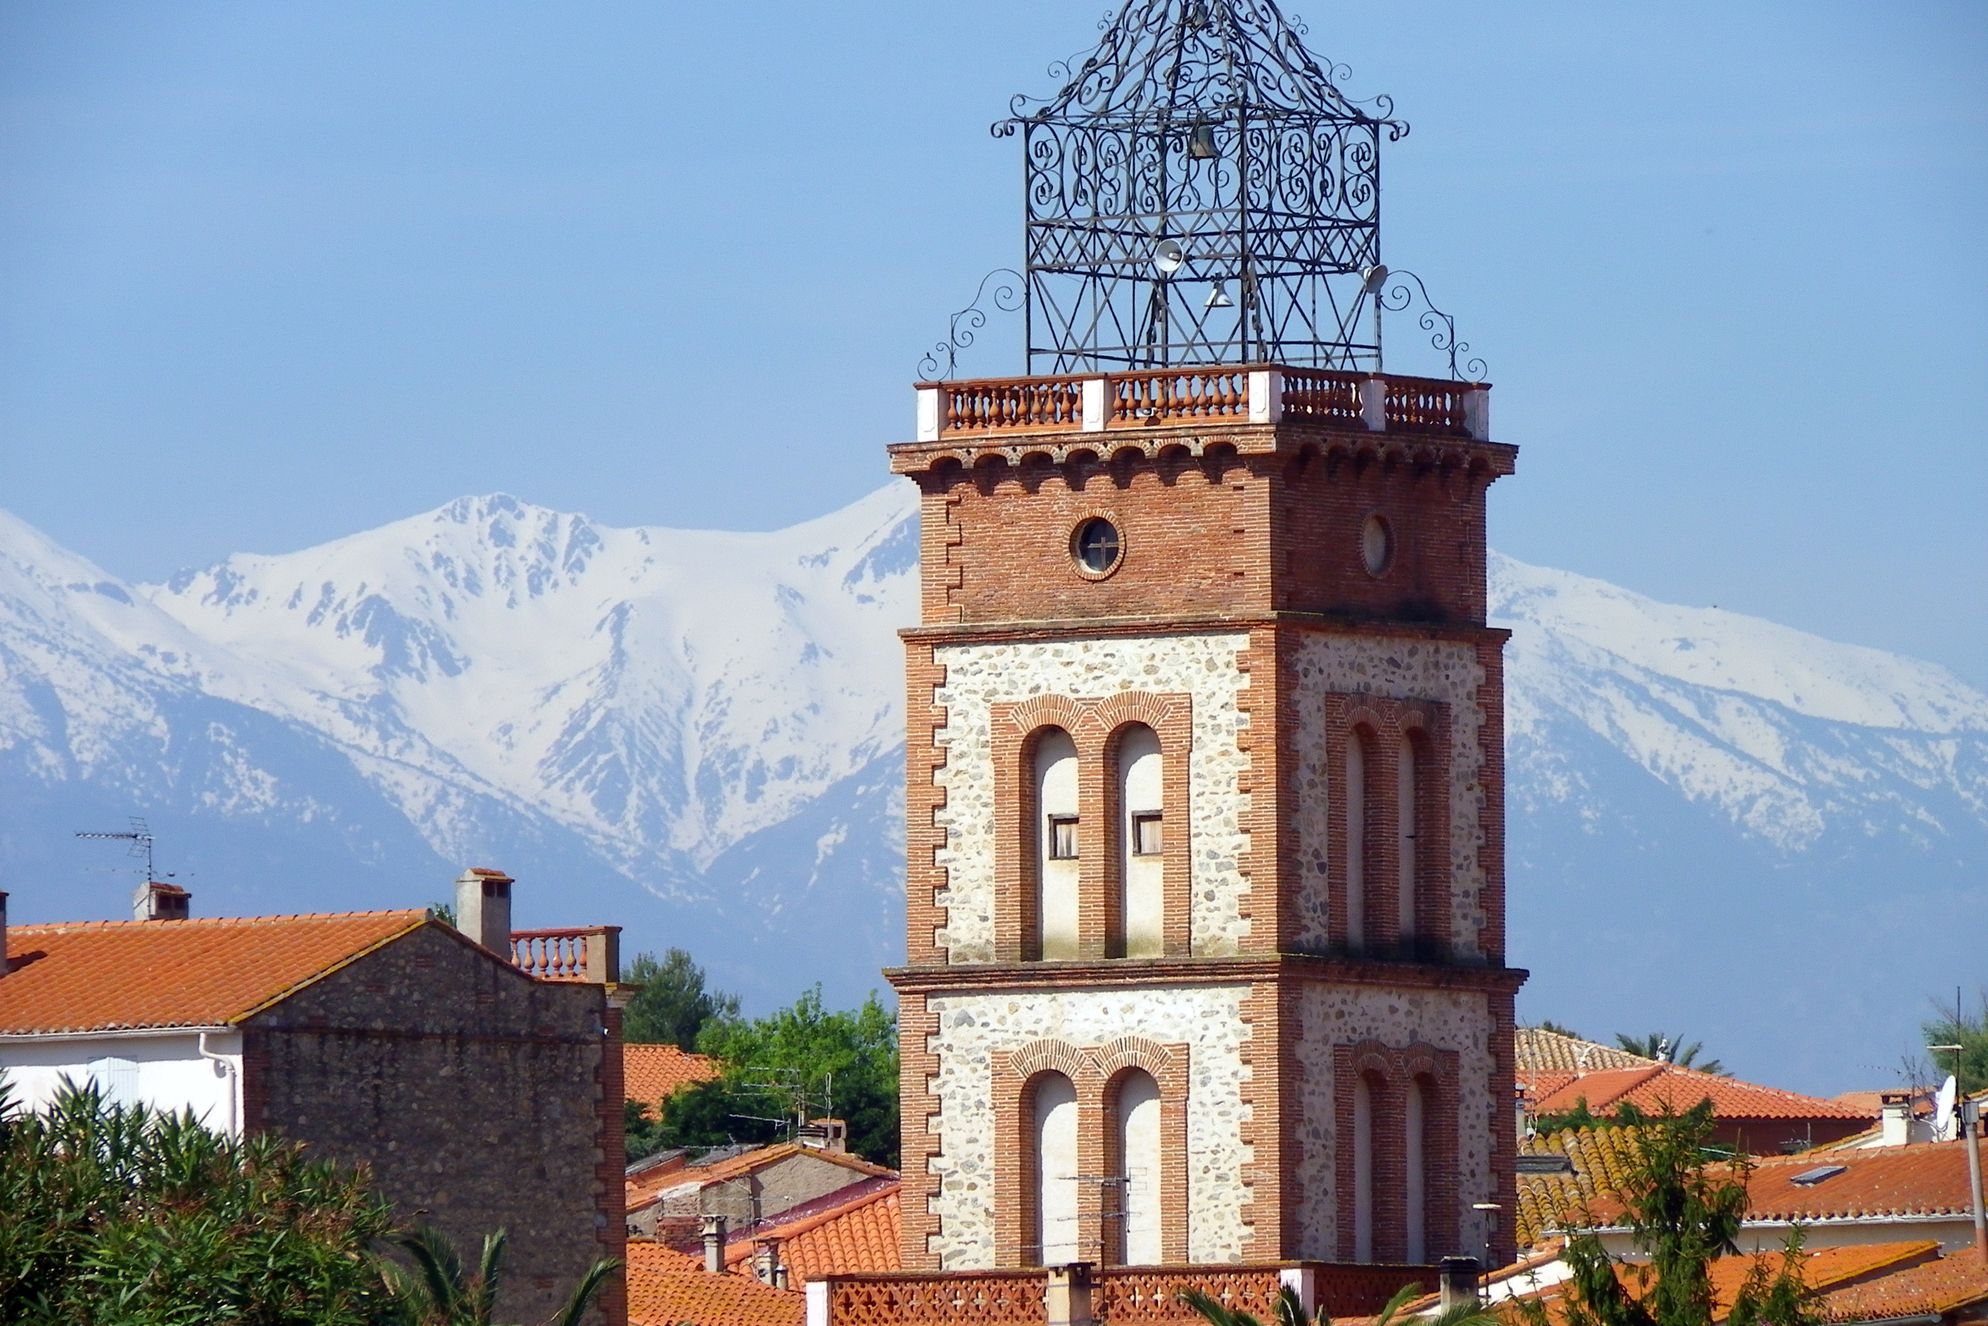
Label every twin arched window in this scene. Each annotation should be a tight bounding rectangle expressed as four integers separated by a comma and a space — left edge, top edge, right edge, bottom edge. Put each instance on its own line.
1344, 1055, 1451, 1264
1344, 720, 1439, 955
1024, 1067, 1164, 1267
1027, 723, 1166, 961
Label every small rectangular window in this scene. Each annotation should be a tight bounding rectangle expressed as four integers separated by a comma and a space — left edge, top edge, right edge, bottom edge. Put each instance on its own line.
1047, 814, 1079, 860
1131, 811, 1163, 856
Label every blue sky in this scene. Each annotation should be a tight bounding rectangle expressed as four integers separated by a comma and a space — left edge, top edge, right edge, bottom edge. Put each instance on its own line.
2, 1, 1984, 684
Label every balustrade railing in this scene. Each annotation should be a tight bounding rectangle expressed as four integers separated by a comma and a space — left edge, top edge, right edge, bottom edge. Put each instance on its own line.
1092, 1267, 1283, 1323
510, 926, 620, 984
923, 367, 1485, 441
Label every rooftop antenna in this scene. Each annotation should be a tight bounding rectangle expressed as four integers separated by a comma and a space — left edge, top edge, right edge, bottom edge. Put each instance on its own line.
75, 817, 157, 881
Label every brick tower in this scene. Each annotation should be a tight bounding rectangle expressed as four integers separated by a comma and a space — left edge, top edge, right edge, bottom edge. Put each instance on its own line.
887, 0, 1523, 1275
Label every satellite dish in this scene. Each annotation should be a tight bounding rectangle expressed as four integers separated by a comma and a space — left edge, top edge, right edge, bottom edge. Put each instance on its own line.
1153, 240, 1186, 275
1360, 263, 1390, 295
1933, 1075, 1959, 1142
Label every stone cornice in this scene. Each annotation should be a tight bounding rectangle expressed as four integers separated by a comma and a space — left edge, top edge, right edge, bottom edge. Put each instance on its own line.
901, 614, 1512, 648
885, 953, 1529, 997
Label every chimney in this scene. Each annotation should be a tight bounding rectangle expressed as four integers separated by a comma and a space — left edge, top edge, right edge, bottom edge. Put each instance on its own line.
0, 889, 9, 972
454, 868, 514, 954
755, 1237, 785, 1287
1044, 1263, 1095, 1326
133, 880, 190, 922
1439, 1257, 1482, 1312
701, 1214, 727, 1275
1880, 1091, 1916, 1147
802, 1118, 849, 1153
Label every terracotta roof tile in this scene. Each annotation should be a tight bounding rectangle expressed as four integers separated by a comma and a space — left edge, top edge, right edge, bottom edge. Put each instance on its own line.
624, 1043, 721, 1118
1515, 1126, 1647, 1246
626, 1242, 804, 1326
0, 910, 431, 1034
1817, 1243, 1988, 1321
1517, 1029, 1659, 1076
1532, 1064, 1868, 1124
629, 1143, 896, 1216
723, 1179, 902, 1285
1742, 1138, 1986, 1221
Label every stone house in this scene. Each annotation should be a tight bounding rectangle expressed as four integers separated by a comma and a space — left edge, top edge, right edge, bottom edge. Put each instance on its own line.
0, 871, 628, 1326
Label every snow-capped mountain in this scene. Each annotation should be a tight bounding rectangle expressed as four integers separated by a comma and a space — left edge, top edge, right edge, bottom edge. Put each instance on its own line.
1, 492, 1980, 1093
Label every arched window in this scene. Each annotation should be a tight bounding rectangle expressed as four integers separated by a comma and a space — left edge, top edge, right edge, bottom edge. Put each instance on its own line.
1114, 724, 1164, 959
1107, 1069, 1163, 1264
1345, 727, 1378, 949
1029, 1073, 1080, 1266
1396, 730, 1417, 945
1033, 729, 1080, 960
1352, 1072, 1377, 1261
1404, 1076, 1428, 1263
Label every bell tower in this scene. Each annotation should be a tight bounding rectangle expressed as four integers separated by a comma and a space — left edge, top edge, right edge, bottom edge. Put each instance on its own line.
889, 0, 1523, 1273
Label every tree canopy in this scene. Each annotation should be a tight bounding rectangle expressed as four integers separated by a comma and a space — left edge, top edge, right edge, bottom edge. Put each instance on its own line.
658, 985, 899, 1167
1615, 1032, 1726, 1076
1922, 988, 1988, 1095
621, 948, 741, 1052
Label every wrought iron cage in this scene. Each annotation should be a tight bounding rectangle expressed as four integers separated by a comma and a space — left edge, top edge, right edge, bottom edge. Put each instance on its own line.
997, 0, 1407, 374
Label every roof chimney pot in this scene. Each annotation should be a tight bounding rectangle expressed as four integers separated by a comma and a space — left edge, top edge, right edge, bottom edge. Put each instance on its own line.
453, 868, 514, 954
133, 880, 190, 922
700, 1214, 727, 1275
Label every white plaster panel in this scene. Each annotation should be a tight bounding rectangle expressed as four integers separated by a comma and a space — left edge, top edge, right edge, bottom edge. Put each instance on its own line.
929, 633, 1252, 961
923, 983, 1253, 1268
1287, 636, 1488, 955
1289, 985, 1496, 1262
0, 1031, 244, 1134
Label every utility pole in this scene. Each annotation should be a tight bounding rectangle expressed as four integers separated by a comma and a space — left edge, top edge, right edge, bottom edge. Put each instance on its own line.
1930, 1041, 1987, 1258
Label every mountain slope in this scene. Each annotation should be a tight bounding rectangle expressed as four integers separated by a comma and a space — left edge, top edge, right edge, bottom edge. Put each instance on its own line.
1, 495, 1979, 1092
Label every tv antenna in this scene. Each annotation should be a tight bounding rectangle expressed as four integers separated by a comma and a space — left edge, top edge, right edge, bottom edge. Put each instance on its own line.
75, 817, 159, 880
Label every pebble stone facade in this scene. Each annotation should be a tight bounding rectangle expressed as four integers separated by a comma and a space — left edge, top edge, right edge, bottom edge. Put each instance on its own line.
889, 410, 1525, 1274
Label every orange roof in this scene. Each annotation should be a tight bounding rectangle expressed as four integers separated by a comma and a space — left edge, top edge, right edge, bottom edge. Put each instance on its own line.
625, 1043, 722, 1117
1818, 1243, 1988, 1321
1496, 1242, 1947, 1326
626, 1241, 803, 1326
0, 910, 431, 1034
1532, 1064, 1868, 1124
1742, 1139, 1987, 1222
723, 1180, 902, 1285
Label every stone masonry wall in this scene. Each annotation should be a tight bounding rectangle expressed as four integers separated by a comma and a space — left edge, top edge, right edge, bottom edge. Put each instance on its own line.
930, 633, 1252, 962
922, 982, 1252, 1267
242, 923, 620, 1326
1289, 983, 1497, 1263
1287, 635, 1488, 957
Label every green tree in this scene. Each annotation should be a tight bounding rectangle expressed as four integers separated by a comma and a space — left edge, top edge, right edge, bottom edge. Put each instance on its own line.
1516, 1101, 1816, 1326
660, 985, 899, 1167
1537, 1019, 1586, 1038
1921, 989, 1988, 1095
1182, 1278, 1497, 1326
1615, 1032, 1726, 1076
621, 948, 741, 1051
0, 1077, 397, 1325
381, 1226, 617, 1326
624, 1098, 670, 1162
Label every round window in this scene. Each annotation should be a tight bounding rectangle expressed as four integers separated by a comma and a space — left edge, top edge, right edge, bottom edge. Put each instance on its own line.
1071, 517, 1123, 576
1360, 514, 1393, 576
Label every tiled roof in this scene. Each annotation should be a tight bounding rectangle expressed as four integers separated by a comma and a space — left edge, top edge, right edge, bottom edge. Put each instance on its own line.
1494, 1242, 1948, 1326
1818, 1244, 1988, 1322
0, 910, 430, 1034
625, 1043, 722, 1118
626, 1241, 804, 1326
1515, 1125, 1647, 1247
1517, 1028, 1658, 1076
629, 1142, 897, 1215
723, 1179, 902, 1285
1531, 1064, 1869, 1124
1742, 1139, 1985, 1221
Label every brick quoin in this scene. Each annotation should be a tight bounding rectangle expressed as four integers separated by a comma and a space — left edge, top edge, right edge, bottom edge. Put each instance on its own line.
890, 410, 1525, 1272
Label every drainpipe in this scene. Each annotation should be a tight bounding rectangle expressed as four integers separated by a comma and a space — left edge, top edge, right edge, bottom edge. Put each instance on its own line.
197, 1031, 238, 1136
1962, 1099, 1987, 1259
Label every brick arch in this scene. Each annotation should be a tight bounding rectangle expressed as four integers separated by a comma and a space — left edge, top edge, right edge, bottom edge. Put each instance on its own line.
1323, 694, 1454, 956
1332, 1038, 1462, 1264
1006, 1038, 1089, 1086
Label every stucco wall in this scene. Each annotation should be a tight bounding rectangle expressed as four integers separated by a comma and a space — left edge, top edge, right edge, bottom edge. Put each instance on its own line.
923, 982, 1252, 1267
930, 632, 1252, 962
0, 1030, 242, 1133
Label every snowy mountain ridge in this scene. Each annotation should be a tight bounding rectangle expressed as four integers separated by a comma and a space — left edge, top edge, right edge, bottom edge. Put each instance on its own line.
2, 490, 1980, 1090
